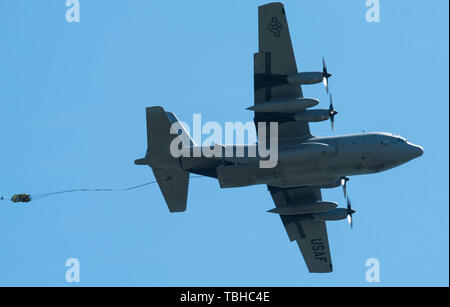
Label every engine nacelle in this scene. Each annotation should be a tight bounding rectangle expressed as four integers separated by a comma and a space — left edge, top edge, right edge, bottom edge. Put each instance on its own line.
313, 208, 348, 221
287, 72, 323, 85
317, 178, 342, 189
268, 201, 338, 215
248, 98, 319, 113
294, 109, 330, 122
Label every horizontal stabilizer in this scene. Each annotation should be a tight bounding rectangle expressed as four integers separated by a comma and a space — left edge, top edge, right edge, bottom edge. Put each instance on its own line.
153, 169, 189, 213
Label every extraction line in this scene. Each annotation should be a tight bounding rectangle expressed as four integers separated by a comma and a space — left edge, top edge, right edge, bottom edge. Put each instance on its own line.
1, 176, 203, 203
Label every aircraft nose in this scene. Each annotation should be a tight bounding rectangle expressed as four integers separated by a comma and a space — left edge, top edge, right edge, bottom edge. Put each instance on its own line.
408, 143, 424, 159
416, 145, 424, 157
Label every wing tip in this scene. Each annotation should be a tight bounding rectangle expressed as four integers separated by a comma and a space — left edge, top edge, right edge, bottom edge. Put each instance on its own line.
308, 264, 334, 274
259, 2, 285, 10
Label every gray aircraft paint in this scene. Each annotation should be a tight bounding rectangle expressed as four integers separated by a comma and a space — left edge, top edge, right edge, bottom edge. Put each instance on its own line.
178, 132, 423, 189
172, 133, 423, 188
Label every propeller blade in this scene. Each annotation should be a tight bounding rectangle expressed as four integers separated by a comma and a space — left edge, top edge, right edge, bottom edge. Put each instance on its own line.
322, 57, 328, 74
329, 94, 337, 132
347, 214, 353, 229
322, 57, 330, 93
323, 76, 329, 94
341, 177, 349, 198
346, 197, 355, 229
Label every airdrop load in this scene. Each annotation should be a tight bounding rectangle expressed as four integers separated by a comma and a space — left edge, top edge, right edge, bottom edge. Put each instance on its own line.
11, 194, 31, 203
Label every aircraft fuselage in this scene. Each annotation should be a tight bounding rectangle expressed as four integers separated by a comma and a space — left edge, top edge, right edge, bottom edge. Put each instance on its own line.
180, 132, 423, 189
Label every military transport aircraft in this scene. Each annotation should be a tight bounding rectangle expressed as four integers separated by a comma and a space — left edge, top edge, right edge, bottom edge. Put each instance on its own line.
135, 2, 423, 273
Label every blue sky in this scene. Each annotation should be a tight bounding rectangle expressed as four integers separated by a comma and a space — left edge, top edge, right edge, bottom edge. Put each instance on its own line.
0, 0, 448, 286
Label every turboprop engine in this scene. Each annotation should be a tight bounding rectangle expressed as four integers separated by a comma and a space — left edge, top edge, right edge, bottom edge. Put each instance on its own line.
294, 109, 330, 122
247, 98, 319, 113
286, 58, 332, 93
268, 200, 355, 229
294, 95, 338, 131
268, 201, 338, 215
313, 208, 349, 221
287, 72, 324, 85
315, 200, 356, 228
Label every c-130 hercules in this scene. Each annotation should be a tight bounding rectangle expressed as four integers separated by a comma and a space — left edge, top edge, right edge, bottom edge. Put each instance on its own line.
135, 2, 423, 273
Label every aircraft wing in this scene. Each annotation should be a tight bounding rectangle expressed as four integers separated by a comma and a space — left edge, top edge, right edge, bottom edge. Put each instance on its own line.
254, 2, 311, 140
268, 185, 333, 273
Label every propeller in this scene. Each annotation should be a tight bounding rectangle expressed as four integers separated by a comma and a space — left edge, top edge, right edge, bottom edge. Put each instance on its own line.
341, 176, 354, 228
322, 57, 332, 93
341, 177, 350, 198
346, 197, 356, 229
329, 94, 338, 131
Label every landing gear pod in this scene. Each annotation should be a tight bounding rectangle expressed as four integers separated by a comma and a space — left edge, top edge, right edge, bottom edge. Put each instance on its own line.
11, 194, 31, 203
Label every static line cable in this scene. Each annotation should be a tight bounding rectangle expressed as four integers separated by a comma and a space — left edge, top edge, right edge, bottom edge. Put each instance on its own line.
1, 176, 203, 204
